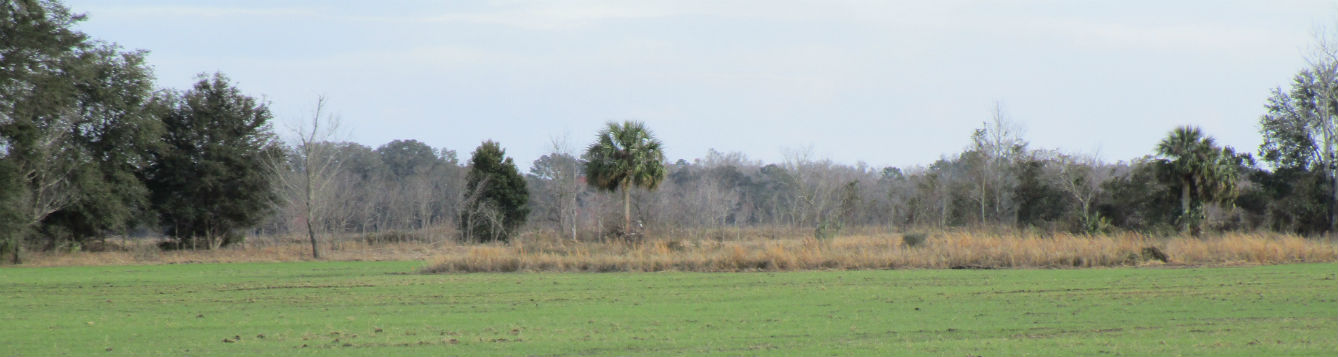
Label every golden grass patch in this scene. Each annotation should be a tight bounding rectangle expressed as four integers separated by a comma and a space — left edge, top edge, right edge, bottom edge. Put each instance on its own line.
423, 230, 1337, 273
11, 229, 1336, 271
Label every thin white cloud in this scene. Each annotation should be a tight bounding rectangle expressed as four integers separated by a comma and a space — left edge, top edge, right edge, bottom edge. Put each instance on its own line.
85, 2, 686, 31
412, 2, 683, 30
81, 5, 318, 19
181, 45, 511, 75
1025, 19, 1286, 53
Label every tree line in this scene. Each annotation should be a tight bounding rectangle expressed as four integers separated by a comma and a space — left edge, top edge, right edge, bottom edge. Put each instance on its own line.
2, 1, 1335, 263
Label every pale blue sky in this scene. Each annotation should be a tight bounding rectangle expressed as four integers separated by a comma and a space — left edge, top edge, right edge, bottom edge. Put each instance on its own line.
65, 0, 1337, 169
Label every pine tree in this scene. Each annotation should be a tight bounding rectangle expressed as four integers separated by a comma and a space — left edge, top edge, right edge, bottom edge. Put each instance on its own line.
459, 141, 529, 242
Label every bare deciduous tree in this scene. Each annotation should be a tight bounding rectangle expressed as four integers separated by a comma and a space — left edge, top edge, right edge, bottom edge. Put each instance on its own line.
969, 102, 1026, 226
530, 136, 584, 241
273, 96, 344, 258
1055, 153, 1111, 232
1309, 25, 1338, 233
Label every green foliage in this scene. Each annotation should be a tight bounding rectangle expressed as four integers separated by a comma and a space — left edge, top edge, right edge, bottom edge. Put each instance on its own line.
1077, 213, 1113, 235
1244, 168, 1333, 235
1012, 157, 1070, 228
1098, 160, 1178, 232
1, 1, 162, 254
0, 1, 86, 87
42, 45, 162, 243
459, 141, 529, 242
583, 121, 667, 192
1154, 126, 1248, 235
1257, 65, 1337, 234
583, 121, 666, 235
1259, 85, 1325, 172
0, 0, 87, 260
145, 73, 283, 248
0, 159, 23, 263
377, 139, 438, 178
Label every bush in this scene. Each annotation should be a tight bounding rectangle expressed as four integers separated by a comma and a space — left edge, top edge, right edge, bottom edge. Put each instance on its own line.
362, 230, 426, 245
902, 233, 928, 248
814, 220, 841, 240
156, 234, 242, 250
1077, 214, 1113, 235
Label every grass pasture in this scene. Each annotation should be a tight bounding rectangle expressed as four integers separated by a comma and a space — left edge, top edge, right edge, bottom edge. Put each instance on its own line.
2, 261, 1335, 356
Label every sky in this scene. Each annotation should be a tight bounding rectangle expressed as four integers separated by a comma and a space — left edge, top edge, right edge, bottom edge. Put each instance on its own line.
64, 0, 1338, 170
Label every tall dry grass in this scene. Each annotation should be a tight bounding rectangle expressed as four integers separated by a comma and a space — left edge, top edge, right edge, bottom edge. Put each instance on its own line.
9, 229, 1335, 271
422, 230, 1338, 273
13, 234, 456, 267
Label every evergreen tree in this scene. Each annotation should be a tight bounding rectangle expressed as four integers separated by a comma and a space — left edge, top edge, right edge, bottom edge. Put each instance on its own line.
459, 141, 528, 242
2, 0, 160, 258
1, 0, 88, 261
1012, 157, 1069, 229
42, 45, 162, 244
145, 73, 283, 249
0, 158, 24, 263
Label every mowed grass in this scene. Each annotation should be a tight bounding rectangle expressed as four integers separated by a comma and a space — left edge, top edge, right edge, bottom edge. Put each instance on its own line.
1, 262, 1335, 356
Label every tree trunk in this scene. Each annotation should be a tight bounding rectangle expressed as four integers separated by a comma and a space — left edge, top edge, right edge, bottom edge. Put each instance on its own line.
9, 239, 19, 264
306, 216, 320, 259
1331, 165, 1336, 235
1181, 177, 1192, 234
305, 166, 320, 259
1329, 134, 1337, 235
978, 180, 986, 224
570, 200, 578, 242
1080, 201, 1091, 230
622, 181, 631, 234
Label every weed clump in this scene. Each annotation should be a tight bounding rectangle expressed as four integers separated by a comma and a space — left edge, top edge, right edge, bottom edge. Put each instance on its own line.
1141, 246, 1170, 263
902, 233, 928, 248
362, 231, 425, 245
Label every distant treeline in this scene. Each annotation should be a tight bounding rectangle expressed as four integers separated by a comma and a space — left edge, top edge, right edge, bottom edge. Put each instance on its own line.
2, 1, 1335, 263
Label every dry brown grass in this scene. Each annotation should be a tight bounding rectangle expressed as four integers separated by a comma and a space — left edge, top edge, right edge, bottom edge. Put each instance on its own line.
422, 230, 1338, 273
10, 229, 1336, 271
14, 234, 457, 267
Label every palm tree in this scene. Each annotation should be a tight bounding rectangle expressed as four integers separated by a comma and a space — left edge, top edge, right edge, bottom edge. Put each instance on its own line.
1155, 126, 1242, 235
583, 121, 666, 235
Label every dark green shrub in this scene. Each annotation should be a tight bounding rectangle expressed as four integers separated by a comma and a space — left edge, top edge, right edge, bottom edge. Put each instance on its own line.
459, 141, 529, 243
902, 233, 928, 247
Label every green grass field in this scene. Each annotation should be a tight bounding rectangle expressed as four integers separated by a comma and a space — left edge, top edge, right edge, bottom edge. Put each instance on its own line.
2, 262, 1335, 356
